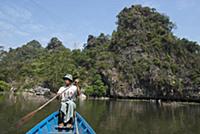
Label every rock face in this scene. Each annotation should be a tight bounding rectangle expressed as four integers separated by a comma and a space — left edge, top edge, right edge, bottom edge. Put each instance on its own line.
0, 5, 199, 102
96, 5, 200, 101
78, 93, 87, 100
26, 86, 51, 96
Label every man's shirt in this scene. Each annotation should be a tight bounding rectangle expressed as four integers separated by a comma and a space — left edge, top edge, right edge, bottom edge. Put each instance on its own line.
57, 85, 77, 102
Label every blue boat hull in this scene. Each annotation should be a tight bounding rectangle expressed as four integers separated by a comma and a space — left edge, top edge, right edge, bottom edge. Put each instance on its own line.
26, 111, 96, 134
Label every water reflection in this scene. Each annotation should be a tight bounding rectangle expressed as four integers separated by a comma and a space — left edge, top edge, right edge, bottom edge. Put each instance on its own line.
1, 93, 200, 134
77, 100, 200, 134
0, 93, 58, 134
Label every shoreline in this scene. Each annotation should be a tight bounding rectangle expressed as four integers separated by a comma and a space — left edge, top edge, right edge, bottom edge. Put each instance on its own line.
1, 91, 200, 104
87, 95, 200, 104
111, 96, 200, 104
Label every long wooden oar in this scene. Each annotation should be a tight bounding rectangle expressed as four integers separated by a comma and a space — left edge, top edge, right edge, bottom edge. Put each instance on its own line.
16, 87, 70, 128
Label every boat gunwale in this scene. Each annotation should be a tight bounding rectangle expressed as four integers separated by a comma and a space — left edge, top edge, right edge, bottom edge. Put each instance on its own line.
26, 112, 57, 134
76, 112, 96, 134
26, 111, 96, 134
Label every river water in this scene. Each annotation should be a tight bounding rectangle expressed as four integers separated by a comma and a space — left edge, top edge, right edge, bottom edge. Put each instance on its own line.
0, 92, 200, 134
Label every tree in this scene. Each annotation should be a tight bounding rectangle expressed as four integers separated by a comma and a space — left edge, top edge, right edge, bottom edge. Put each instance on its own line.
85, 74, 107, 97
46, 37, 65, 50
110, 5, 175, 49
0, 4, 200, 100
0, 46, 6, 61
84, 33, 110, 49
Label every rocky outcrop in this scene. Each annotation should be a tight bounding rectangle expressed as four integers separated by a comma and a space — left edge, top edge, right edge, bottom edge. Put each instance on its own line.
25, 86, 51, 96
95, 5, 200, 102
78, 93, 87, 100
0, 5, 199, 102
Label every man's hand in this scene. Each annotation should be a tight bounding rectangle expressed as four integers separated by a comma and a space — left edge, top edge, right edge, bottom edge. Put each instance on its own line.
56, 93, 61, 100
74, 79, 81, 96
74, 79, 79, 86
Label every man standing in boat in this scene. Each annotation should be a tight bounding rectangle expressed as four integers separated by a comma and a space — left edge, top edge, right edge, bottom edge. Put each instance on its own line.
57, 74, 81, 128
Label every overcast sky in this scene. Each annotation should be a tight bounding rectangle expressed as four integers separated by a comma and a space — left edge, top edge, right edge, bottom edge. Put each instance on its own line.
0, 0, 199, 49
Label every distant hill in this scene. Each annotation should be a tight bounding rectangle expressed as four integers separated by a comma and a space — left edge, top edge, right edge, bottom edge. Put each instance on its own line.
0, 5, 200, 101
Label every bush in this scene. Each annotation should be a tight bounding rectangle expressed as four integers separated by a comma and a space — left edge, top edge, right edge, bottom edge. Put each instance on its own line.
0, 81, 11, 91
85, 74, 107, 97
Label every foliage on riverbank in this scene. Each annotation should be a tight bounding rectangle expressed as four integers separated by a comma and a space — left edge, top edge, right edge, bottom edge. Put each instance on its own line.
0, 81, 11, 91
0, 5, 199, 99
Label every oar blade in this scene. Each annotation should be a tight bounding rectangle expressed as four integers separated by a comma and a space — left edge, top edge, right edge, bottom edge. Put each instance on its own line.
16, 111, 36, 128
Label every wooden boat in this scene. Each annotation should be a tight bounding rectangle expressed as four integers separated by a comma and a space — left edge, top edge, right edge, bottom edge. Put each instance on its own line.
26, 111, 96, 134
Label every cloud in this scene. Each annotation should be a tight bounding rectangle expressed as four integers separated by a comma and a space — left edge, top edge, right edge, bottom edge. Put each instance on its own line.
0, 43, 10, 47
0, 2, 82, 49
0, 2, 49, 48
133, 0, 160, 9
175, 0, 196, 10
0, 20, 29, 39
0, 5, 32, 23
0, 42, 14, 50
37, 32, 84, 49
0, 3, 45, 34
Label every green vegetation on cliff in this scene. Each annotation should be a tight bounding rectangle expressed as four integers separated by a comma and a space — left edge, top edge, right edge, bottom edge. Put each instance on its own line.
0, 5, 199, 100
0, 81, 11, 91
